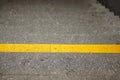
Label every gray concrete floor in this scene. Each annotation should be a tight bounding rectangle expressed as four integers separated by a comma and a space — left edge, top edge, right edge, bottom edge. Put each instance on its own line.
0, 0, 120, 80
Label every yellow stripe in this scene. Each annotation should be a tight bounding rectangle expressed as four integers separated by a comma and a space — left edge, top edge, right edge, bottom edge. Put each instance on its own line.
0, 44, 120, 53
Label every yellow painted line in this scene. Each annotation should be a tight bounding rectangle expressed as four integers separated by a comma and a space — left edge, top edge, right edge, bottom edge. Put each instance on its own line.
0, 44, 120, 53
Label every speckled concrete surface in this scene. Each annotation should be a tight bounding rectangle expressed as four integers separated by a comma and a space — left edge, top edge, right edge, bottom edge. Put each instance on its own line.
0, 0, 120, 80
0, 53, 120, 80
0, 0, 120, 43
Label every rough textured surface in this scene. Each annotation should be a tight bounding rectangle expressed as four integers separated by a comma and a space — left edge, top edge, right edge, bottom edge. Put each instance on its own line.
0, 0, 120, 43
0, 0, 120, 80
0, 53, 120, 80
98, 0, 120, 16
